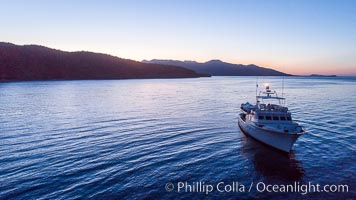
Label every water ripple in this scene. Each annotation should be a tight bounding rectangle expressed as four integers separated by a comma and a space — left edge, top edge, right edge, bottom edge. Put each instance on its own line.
0, 77, 355, 199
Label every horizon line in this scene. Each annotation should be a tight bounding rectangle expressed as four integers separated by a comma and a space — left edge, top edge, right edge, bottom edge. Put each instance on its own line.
2, 41, 355, 76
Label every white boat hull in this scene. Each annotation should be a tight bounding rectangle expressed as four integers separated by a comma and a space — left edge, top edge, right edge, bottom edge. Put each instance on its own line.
238, 116, 301, 152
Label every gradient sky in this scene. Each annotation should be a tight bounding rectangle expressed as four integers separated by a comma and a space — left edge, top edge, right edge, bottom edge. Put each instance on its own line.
1, 0, 356, 75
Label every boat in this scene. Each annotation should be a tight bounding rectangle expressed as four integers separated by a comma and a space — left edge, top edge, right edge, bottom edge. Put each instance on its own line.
237, 83, 305, 152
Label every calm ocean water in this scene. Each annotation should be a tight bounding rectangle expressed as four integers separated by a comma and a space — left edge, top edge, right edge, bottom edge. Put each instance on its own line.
0, 76, 355, 199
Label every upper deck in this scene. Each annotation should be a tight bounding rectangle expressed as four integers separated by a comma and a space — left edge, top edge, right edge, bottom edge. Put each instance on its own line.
256, 84, 285, 106
240, 84, 294, 123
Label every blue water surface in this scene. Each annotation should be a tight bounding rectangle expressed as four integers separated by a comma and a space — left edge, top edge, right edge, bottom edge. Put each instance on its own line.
0, 76, 355, 199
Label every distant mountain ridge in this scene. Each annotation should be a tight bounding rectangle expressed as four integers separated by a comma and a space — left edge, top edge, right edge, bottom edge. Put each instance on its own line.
0, 42, 202, 81
143, 59, 290, 76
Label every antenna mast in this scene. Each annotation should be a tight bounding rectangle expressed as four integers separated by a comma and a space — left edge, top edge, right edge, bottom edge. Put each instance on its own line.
282, 75, 284, 97
256, 76, 259, 104
282, 66, 285, 105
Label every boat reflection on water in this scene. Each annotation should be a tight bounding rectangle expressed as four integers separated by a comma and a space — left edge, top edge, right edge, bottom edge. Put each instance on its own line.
240, 134, 305, 181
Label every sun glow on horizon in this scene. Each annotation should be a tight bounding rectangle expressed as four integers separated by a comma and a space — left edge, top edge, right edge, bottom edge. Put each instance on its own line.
1, 0, 355, 76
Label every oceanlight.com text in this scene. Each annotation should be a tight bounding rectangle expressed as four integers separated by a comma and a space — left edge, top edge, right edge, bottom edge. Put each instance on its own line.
165, 181, 349, 195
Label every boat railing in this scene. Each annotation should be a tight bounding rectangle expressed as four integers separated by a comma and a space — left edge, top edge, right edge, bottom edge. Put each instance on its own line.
256, 86, 286, 106
257, 103, 288, 112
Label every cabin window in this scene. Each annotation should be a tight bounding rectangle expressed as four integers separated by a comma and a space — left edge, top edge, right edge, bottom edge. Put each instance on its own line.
258, 116, 264, 120
273, 116, 279, 120
287, 116, 292, 120
266, 116, 272, 120
280, 116, 286, 120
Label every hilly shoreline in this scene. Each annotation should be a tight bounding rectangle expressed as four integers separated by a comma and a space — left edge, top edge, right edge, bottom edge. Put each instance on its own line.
0, 42, 291, 82
143, 59, 290, 76
0, 42, 204, 82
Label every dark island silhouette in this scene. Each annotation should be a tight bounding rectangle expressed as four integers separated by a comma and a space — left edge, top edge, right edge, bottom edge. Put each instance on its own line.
143, 59, 290, 76
0, 42, 291, 82
0, 42, 205, 81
